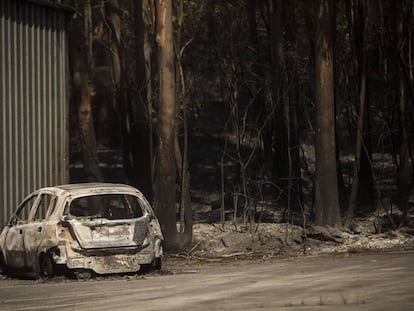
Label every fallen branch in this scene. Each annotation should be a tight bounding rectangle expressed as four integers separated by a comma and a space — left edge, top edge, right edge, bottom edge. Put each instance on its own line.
212, 223, 225, 232
188, 240, 201, 254
219, 252, 252, 258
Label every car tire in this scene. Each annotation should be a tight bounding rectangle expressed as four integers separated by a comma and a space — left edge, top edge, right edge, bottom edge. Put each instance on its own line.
153, 257, 162, 270
73, 270, 92, 280
39, 254, 55, 279
0, 252, 7, 275
139, 257, 161, 274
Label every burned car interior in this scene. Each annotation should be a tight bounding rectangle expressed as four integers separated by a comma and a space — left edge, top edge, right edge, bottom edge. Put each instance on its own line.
67, 194, 144, 220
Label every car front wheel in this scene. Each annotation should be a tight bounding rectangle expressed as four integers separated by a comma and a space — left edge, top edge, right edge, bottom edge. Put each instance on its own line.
0, 252, 7, 275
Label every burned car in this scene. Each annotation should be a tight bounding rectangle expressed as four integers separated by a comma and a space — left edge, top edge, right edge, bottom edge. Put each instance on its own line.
0, 183, 163, 278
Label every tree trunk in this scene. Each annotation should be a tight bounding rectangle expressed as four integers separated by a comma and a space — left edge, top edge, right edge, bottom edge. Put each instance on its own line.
398, 68, 412, 220
68, 13, 102, 182
154, 0, 179, 250
175, 134, 192, 244
106, 0, 122, 86
133, 0, 154, 202
285, 0, 303, 219
332, 1, 346, 209
345, 0, 374, 223
269, 0, 289, 194
84, 0, 94, 71
314, 0, 342, 227
175, 0, 192, 245
247, 0, 269, 170
106, 0, 136, 194
105, 0, 154, 201
396, 0, 413, 221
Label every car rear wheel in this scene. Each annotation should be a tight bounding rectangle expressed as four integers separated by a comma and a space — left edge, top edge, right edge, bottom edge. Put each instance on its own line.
153, 257, 162, 270
39, 254, 55, 279
73, 270, 92, 280
139, 257, 162, 273
0, 253, 7, 275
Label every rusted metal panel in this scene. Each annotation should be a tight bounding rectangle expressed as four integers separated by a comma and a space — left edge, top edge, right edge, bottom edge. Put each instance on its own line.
0, 0, 69, 229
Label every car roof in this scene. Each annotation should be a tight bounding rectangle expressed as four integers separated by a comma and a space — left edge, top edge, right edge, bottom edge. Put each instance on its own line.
41, 183, 141, 197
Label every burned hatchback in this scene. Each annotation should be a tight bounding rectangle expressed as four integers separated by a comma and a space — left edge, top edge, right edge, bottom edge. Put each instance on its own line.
0, 183, 163, 278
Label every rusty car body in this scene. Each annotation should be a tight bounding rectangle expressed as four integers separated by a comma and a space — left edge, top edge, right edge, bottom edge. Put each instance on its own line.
0, 183, 163, 278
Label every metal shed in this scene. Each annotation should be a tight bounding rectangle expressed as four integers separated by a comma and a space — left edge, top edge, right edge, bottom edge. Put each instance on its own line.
0, 0, 71, 229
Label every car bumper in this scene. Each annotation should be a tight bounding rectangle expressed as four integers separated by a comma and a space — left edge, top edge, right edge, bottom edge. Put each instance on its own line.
53, 239, 160, 274
66, 252, 152, 274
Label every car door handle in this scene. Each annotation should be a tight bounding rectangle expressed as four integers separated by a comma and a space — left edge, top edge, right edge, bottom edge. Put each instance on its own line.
37, 227, 42, 232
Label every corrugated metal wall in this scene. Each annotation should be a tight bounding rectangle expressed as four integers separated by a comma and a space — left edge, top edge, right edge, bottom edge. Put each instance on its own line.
0, 0, 69, 229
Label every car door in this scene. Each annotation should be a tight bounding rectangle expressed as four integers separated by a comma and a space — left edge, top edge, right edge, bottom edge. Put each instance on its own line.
23, 193, 57, 271
3, 193, 39, 269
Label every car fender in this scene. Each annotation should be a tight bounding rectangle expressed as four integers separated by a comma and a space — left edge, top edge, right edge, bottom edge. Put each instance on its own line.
0, 227, 8, 255
154, 238, 163, 258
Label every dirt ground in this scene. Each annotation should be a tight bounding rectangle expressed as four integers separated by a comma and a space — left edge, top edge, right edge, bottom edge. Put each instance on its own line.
1, 209, 414, 311
1, 249, 413, 311
167, 214, 414, 267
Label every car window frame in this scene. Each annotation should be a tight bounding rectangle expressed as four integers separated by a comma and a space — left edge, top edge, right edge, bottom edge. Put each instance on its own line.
66, 193, 149, 220
31, 191, 58, 222
10, 192, 40, 226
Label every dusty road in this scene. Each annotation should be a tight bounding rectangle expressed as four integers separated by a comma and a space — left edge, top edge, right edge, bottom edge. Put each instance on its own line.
0, 250, 413, 311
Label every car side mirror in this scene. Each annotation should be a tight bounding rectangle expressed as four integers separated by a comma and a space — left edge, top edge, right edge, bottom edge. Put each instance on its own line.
9, 216, 17, 227
62, 215, 73, 222
58, 215, 72, 228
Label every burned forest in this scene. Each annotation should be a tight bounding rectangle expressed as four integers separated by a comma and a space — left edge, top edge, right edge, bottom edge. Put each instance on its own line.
55, 0, 414, 252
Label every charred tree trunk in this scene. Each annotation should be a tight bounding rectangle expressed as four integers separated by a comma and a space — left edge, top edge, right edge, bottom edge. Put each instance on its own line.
134, 0, 154, 202
106, 0, 154, 201
247, 0, 269, 170
68, 16, 102, 182
396, 0, 413, 222
106, 0, 122, 86
284, 0, 303, 220
106, 0, 134, 192
175, 135, 192, 243
398, 67, 412, 220
314, 0, 342, 226
346, 0, 374, 224
154, 0, 179, 250
269, 0, 289, 198
332, 1, 347, 208
175, 0, 192, 244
